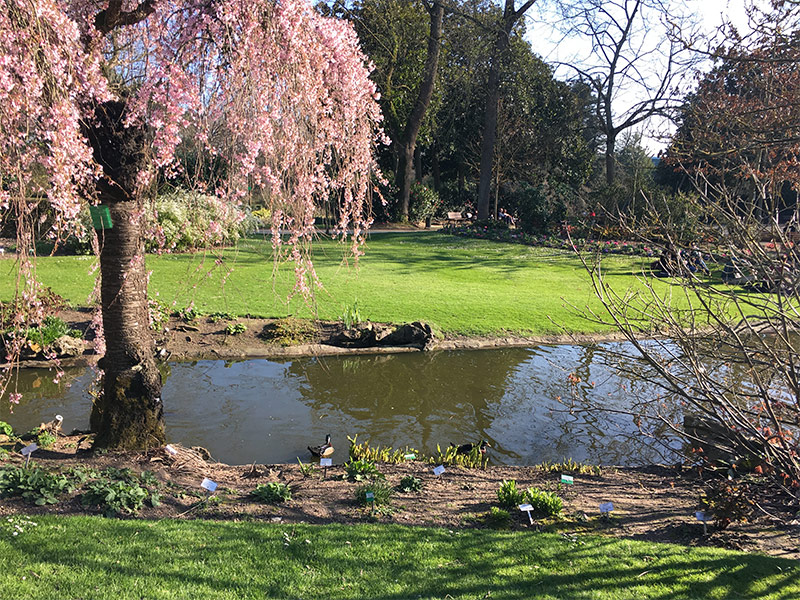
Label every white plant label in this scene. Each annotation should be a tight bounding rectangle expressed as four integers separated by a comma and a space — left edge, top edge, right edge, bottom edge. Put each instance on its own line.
599, 502, 614, 513
165, 444, 178, 456
404, 453, 416, 460
21, 443, 38, 456
365, 492, 375, 501
201, 478, 218, 492
433, 465, 445, 476
320, 458, 332, 467
518, 503, 533, 512
695, 511, 706, 522
561, 474, 574, 485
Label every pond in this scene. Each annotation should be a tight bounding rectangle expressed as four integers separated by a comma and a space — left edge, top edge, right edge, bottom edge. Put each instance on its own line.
0, 345, 681, 466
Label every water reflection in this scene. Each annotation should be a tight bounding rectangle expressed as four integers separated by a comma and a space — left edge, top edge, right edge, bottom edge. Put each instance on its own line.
1, 345, 680, 466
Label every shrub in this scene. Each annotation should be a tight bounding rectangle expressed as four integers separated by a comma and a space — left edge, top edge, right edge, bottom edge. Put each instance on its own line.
397, 475, 422, 493
82, 479, 150, 516
251, 482, 292, 504
497, 480, 526, 509
343, 459, 383, 482
524, 487, 563, 517
355, 480, 393, 507
0, 467, 73, 505
409, 182, 441, 223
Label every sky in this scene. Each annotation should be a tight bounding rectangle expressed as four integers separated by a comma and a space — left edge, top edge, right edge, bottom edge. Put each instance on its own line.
524, 1, 757, 153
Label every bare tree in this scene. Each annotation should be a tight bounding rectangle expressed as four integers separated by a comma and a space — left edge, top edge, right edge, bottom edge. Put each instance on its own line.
555, 0, 699, 185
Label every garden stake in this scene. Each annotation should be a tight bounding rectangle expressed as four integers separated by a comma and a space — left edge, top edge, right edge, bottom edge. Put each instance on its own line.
320, 457, 332, 479
519, 503, 534, 524
21, 443, 37, 468
696, 511, 708, 535
366, 491, 375, 514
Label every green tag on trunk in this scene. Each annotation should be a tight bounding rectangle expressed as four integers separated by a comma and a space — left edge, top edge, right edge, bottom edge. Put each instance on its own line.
89, 205, 113, 229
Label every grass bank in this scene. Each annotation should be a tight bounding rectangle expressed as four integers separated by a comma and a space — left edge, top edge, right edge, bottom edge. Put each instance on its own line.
2, 232, 664, 336
1, 516, 797, 599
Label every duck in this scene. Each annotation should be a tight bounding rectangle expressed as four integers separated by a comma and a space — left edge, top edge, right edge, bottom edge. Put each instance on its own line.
308, 434, 334, 458
451, 440, 490, 455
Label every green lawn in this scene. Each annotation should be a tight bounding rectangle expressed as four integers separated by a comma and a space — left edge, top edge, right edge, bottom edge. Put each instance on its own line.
1, 516, 796, 599
0, 232, 662, 336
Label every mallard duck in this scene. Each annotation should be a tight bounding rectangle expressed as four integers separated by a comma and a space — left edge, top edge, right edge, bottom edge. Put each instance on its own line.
308, 434, 334, 458
451, 440, 490, 455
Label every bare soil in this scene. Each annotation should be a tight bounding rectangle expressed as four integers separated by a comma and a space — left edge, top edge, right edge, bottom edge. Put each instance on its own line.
6, 309, 799, 558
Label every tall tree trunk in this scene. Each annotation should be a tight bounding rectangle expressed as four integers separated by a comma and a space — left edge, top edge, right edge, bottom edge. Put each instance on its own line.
397, 1, 444, 220
86, 101, 166, 450
605, 132, 617, 186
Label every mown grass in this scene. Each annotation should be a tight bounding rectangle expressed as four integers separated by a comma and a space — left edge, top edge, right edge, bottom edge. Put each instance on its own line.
0, 516, 797, 599
0, 232, 672, 336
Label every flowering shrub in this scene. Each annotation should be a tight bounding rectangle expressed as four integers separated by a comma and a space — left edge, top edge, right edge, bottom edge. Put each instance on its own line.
409, 183, 441, 223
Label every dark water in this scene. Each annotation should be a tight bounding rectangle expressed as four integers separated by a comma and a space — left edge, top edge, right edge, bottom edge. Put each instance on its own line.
0, 345, 680, 466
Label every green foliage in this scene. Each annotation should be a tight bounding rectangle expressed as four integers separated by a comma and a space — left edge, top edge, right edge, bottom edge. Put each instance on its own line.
224, 322, 247, 335
0, 467, 73, 505
24, 316, 82, 348
297, 458, 315, 478
429, 444, 488, 469
348, 435, 419, 465
251, 206, 272, 226
145, 190, 258, 252
148, 298, 170, 332
537, 458, 603, 476
208, 311, 235, 323
409, 183, 441, 223
0, 449, 9, 461
82, 479, 149, 516
0, 421, 13, 437
251, 482, 292, 504
259, 317, 316, 346
397, 475, 422, 493
479, 507, 511, 529
505, 181, 573, 234
35, 431, 57, 449
497, 480, 527, 509
340, 299, 363, 329
355, 480, 393, 507
177, 305, 199, 322
524, 487, 563, 518
343, 459, 384, 482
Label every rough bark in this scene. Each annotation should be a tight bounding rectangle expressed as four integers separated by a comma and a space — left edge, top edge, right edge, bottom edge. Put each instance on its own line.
85, 101, 165, 450
397, 1, 444, 220
605, 132, 617, 185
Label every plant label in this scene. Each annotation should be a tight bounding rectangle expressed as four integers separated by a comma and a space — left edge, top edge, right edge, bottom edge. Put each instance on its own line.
433, 465, 445, 476
165, 444, 178, 456
365, 492, 374, 501
561, 474, 574, 485
599, 502, 614, 513
695, 511, 706, 522
404, 453, 416, 460
201, 478, 218, 492
518, 503, 533, 512
320, 458, 332, 467
21, 443, 38, 457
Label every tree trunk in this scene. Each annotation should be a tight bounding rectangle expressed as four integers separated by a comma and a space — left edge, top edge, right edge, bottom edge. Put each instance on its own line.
396, 1, 444, 220
476, 13, 512, 220
85, 100, 166, 450
605, 132, 617, 185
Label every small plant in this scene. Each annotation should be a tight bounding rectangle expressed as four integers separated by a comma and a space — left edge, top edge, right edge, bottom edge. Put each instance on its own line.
297, 458, 315, 478
480, 507, 511, 529
397, 475, 423, 493
35, 430, 57, 449
81, 479, 150, 516
0, 466, 73, 505
177, 305, 199, 322
355, 479, 393, 507
148, 298, 170, 332
225, 322, 247, 335
340, 299, 363, 329
209, 311, 235, 323
251, 482, 292, 504
525, 487, 563, 517
0, 421, 13, 437
260, 317, 316, 346
429, 443, 488, 469
348, 435, 419, 464
538, 458, 603, 476
700, 480, 754, 530
0, 449, 9, 461
497, 479, 527, 509
66, 466, 101, 484
343, 459, 384, 482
